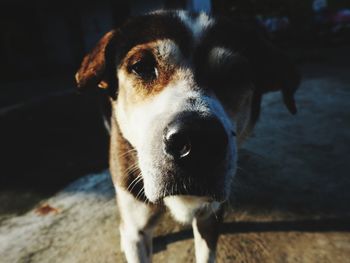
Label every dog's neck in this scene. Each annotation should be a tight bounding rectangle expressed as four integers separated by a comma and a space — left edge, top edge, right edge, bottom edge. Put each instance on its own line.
109, 113, 148, 202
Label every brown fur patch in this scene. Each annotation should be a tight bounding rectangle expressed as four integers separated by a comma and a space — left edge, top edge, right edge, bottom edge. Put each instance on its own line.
118, 41, 178, 102
75, 30, 117, 90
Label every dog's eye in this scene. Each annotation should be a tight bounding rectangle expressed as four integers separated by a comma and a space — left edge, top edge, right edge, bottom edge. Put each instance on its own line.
130, 53, 158, 81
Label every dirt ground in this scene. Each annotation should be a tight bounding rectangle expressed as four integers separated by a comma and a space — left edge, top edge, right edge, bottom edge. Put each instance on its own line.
0, 47, 350, 262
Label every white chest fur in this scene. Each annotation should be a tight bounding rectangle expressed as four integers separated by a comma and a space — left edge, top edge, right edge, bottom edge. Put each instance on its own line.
163, 195, 221, 224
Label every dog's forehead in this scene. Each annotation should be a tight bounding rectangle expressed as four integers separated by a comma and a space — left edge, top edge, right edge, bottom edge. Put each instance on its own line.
115, 11, 191, 61
176, 11, 214, 40
117, 11, 241, 62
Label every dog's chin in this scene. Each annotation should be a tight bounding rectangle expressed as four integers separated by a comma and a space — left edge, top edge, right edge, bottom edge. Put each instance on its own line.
140, 154, 235, 205
142, 166, 234, 205
163, 195, 221, 224
143, 176, 230, 205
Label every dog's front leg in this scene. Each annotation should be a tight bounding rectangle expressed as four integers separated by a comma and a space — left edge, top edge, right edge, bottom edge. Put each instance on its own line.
116, 187, 161, 263
192, 206, 224, 263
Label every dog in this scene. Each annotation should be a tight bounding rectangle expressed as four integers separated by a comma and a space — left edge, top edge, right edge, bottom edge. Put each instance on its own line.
75, 10, 300, 263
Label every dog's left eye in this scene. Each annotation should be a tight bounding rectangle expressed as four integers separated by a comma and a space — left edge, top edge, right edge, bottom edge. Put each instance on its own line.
130, 53, 158, 81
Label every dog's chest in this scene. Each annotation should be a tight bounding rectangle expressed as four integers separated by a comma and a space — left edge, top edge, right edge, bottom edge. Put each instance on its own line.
164, 196, 220, 224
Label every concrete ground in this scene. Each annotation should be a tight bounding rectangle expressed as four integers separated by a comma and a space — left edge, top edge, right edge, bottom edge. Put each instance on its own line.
0, 48, 350, 262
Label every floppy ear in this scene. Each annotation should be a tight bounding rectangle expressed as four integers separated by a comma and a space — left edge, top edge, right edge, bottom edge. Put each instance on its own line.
75, 30, 118, 97
249, 36, 301, 126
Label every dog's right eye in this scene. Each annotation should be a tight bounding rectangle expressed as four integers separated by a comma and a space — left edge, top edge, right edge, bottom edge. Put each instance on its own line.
130, 53, 158, 82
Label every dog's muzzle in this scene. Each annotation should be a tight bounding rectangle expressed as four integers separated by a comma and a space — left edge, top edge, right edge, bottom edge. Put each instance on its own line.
142, 111, 235, 203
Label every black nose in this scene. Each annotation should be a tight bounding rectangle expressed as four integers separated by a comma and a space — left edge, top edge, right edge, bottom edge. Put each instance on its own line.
164, 112, 228, 168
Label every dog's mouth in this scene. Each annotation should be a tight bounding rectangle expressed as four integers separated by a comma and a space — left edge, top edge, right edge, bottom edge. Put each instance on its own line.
162, 165, 230, 200
139, 144, 236, 204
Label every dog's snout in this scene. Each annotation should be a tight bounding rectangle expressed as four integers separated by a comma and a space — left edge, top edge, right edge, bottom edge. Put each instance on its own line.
164, 113, 228, 167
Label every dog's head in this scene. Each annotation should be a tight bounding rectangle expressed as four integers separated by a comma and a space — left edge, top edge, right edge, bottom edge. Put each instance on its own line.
76, 11, 300, 204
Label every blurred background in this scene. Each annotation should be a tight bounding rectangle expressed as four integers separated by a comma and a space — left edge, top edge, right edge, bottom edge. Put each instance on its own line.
1, 0, 350, 224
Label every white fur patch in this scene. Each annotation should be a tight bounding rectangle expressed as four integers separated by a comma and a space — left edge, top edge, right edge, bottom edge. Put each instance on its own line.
177, 11, 214, 40
155, 39, 182, 63
116, 187, 156, 262
192, 217, 216, 263
164, 196, 220, 224
117, 188, 154, 233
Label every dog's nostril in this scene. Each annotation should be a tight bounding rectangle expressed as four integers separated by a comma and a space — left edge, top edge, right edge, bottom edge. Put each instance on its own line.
165, 132, 192, 159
